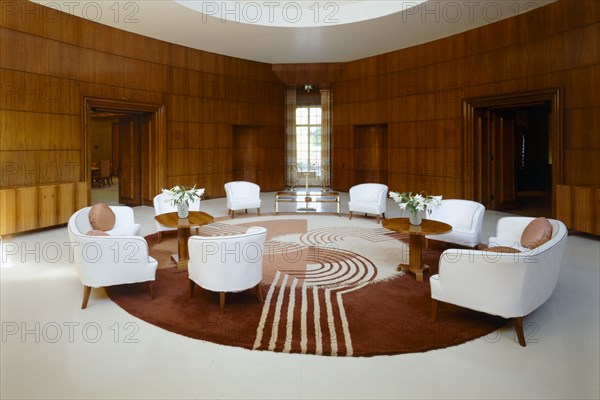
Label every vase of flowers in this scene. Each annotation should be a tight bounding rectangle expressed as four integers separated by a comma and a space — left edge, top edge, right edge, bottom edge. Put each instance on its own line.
389, 191, 443, 226
162, 185, 205, 219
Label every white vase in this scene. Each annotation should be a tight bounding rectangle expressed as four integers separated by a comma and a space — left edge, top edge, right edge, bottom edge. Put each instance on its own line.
409, 211, 423, 226
177, 202, 189, 219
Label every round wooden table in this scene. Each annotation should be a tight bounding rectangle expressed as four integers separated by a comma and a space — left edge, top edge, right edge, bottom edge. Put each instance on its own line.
382, 218, 452, 282
154, 211, 214, 270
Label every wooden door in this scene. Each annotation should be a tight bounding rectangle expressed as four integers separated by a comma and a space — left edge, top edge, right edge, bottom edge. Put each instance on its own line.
140, 114, 152, 205
111, 122, 119, 177
118, 117, 141, 206
491, 110, 517, 210
475, 109, 491, 209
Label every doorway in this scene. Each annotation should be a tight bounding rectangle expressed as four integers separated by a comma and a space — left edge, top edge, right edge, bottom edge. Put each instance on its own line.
83, 98, 166, 207
463, 89, 562, 217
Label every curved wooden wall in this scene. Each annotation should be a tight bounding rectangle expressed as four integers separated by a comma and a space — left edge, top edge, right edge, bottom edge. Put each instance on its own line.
1, 0, 598, 235
331, 0, 600, 217
0, 0, 285, 234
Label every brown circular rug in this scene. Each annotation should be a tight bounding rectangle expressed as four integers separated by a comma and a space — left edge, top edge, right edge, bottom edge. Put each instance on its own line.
106, 215, 505, 357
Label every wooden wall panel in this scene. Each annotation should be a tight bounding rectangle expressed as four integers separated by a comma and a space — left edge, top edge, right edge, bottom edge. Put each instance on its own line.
556, 185, 600, 235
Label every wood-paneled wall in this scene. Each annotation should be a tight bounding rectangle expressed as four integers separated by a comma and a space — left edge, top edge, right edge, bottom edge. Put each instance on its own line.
0, 0, 285, 233
331, 0, 600, 218
1, 0, 599, 236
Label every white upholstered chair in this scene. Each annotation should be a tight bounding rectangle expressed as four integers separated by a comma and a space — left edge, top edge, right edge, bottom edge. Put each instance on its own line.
426, 199, 485, 247
430, 217, 568, 346
187, 226, 267, 313
224, 181, 261, 218
348, 183, 388, 223
153, 192, 201, 241
67, 206, 157, 309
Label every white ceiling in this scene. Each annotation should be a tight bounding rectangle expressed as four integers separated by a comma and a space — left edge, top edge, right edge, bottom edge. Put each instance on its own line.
32, 0, 556, 63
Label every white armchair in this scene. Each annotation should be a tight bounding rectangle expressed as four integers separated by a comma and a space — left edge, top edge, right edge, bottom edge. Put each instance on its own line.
348, 183, 388, 223
224, 181, 261, 218
67, 206, 158, 309
426, 199, 485, 247
430, 217, 568, 346
153, 192, 201, 241
188, 226, 267, 313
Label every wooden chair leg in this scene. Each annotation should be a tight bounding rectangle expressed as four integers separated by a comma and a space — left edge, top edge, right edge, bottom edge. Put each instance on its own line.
149, 282, 155, 299
255, 284, 263, 303
228, 209, 231, 215
195, 227, 199, 235
376, 215, 380, 223
349, 211, 353, 220
219, 292, 226, 314
514, 317, 526, 347
81, 285, 92, 309
431, 298, 439, 321
257, 207, 260, 216
231, 210, 235, 219
188, 279, 195, 298
157, 231, 162, 243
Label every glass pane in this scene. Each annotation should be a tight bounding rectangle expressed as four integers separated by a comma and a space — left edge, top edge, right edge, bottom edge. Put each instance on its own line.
309, 107, 322, 124
296, 107, 308, 125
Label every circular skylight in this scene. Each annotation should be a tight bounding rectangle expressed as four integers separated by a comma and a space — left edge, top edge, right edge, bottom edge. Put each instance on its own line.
175, 0, 427, 28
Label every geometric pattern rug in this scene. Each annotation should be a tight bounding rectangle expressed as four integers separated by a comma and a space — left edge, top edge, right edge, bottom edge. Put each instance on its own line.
106, 214, 505, 357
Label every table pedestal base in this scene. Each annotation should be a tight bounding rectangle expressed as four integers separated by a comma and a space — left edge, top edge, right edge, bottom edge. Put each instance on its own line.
176, 225, 190, 270
398, 234, 428, 281
397, 263, 430, 282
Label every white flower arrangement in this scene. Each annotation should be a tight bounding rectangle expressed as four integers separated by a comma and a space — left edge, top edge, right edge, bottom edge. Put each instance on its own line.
389, 191, 443, 219
162, 185, 204, 207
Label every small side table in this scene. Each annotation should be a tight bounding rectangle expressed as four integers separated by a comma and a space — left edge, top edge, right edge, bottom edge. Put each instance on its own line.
154, 211, 214, 270
382, 218, 452, 282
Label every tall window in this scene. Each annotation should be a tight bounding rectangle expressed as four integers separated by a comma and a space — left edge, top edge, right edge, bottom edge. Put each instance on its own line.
296, 106, 322, 175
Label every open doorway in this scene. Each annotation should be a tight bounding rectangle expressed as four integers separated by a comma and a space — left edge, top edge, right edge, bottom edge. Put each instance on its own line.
463, 89, 562, 217
83, 98, 166, 207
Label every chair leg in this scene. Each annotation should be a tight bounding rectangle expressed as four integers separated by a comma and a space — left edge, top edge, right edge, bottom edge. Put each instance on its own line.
195, 227, 199, 235
382, 212, 385, 219
514, 317, 526, 347
349, 211, 353, 220
81, 285, 92, 309
231, 210, 235, 219
157, 231, 162, 243
149, 282, 155, 299
228, 209, 231, 215
257, 207, 260, 216
376, 215, 380, 224
219, 292, 226, 314
255, 283, 263, 303
188, 279, 195, 298
431, 298, 439, 321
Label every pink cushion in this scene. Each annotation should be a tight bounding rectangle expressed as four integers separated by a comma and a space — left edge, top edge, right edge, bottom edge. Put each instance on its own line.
86, 230, 110, 236
521, 217, 552, 249
89, 203, 116, 231
485, 246, 521, 253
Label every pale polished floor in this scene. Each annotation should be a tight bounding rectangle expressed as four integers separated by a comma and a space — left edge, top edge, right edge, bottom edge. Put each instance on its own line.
1, 193, 599, 399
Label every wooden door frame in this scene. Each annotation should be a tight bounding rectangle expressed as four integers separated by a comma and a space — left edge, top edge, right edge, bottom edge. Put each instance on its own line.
462, 88, 563, 215
82, 97, 166, 205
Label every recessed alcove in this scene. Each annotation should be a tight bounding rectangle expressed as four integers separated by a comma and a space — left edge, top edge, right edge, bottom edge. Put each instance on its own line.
353, 124, 388, 185
232, 125, 285, 191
